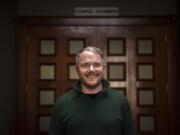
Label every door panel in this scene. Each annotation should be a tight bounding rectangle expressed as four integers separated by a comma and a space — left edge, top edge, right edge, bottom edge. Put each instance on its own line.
17, 18, 175, 135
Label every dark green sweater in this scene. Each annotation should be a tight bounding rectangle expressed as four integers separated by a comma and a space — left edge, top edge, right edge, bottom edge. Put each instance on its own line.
49, 80, 136, 135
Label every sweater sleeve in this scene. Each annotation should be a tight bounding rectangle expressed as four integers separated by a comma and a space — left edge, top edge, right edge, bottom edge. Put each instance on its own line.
49, 105, 64, 135
122, 97, 137, 135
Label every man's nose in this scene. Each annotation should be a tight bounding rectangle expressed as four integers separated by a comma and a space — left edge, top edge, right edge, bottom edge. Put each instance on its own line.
89, 65, 95, 70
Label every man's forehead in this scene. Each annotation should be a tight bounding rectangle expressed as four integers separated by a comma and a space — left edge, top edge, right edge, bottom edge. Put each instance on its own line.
79, 51, 102, 62
80, 50, 100, 57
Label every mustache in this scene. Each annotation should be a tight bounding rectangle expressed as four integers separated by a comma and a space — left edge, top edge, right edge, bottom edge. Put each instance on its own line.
85, 71, 98, 76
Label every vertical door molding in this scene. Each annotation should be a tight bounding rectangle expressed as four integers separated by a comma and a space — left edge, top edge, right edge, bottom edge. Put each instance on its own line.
166, 24, 178, 135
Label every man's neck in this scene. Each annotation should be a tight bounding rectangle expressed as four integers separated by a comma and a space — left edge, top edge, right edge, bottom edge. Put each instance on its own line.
81, 83, 103, 94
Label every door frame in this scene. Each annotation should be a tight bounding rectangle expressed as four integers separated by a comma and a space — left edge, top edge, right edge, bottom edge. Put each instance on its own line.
16, 16, 177, 135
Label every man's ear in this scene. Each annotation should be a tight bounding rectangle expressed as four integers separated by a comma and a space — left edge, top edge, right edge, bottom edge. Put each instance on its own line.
76, 65, 79, 73
103, 63, 106, 70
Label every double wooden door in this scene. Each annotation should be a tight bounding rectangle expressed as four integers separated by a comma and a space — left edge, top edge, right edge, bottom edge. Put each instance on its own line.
17, 17, 176, 135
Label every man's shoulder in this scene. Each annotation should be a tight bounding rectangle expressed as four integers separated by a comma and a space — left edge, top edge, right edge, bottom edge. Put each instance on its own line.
55, 88, 76, 106
106, 87, 126, 100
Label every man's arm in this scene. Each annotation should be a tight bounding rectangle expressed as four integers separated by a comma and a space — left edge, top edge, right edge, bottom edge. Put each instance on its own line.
49, 106, 63, 135
122, 97, 137, 135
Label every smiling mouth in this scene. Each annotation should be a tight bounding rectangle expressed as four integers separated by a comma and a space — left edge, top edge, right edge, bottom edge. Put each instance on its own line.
88, 75, 96, 77
86, 75, 98, 79
87, 76, 97, 80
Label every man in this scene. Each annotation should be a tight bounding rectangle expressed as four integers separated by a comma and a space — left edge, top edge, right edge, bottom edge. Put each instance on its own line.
49, 46, 136, 135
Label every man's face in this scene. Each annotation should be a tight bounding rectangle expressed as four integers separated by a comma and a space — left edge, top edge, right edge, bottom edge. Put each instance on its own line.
77, 51, 105, 89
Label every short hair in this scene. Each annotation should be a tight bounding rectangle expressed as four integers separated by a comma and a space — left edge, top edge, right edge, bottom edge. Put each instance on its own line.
76, 46, 105, 65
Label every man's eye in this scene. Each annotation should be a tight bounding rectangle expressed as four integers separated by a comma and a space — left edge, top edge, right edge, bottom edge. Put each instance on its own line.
81, 64, 90, 68
80, 63, 102, 68
93, 63, 101, 68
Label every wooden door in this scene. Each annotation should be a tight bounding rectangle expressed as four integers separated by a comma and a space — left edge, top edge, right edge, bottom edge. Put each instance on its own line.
26, 26, 97, 135
97, 26, 168, 135
17, 17, 176, 135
